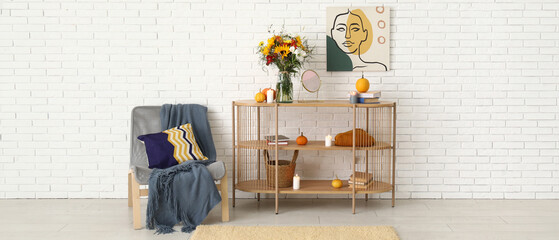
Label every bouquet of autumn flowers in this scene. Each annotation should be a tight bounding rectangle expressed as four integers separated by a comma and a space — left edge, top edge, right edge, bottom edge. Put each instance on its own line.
257, 33, 312, 73
257, 32, 312, 102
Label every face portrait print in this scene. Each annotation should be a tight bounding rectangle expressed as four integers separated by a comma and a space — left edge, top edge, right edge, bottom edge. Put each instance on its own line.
326, 7, 390, 72
331, 11, 368, 55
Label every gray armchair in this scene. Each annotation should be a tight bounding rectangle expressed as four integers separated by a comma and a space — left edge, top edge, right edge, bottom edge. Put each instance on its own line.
127, 106, 229, 229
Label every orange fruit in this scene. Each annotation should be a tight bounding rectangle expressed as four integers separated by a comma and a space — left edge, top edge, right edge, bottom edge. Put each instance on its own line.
296, 132, 308, 145
355, 78, 370, 93
255, 91, 266, 103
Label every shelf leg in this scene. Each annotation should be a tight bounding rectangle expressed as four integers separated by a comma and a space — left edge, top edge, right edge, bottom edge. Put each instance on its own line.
232, 102, 236, 208
365, 108, 369, 202
352, 198, 356, 214
392, 103, 397, 208
275, 103, 279, 215
257, 106, 261, 202
352, 104, 356, 214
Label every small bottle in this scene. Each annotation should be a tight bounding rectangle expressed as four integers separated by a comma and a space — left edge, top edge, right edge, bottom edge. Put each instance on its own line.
293, 174, 300, 190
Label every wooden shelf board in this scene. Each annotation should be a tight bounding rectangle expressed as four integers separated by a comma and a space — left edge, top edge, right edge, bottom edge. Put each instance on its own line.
233, 100, 395, 108
236, 180, 392, 194
236, 140, 392, 151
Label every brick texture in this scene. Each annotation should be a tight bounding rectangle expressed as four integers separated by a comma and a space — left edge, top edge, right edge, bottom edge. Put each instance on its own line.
0, 0, 558, 199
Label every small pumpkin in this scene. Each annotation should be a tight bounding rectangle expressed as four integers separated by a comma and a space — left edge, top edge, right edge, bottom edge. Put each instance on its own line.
255, 90, 266, 103
262, 88, 276, 100
332, 176, 343, 188
356, 77, 370, 93
296, 132, 308, 145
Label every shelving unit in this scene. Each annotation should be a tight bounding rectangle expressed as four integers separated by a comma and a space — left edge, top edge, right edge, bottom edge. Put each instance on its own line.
232, 100, 396, 214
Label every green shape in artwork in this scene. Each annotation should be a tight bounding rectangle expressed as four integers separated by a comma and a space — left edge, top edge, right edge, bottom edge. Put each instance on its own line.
326, 35, 353, 71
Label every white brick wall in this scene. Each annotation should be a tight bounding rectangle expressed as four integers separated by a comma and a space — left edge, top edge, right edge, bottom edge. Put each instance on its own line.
0, 0, 558, 199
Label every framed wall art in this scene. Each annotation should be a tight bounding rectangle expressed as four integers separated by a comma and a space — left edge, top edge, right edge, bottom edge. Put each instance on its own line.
326, 6, 390, 72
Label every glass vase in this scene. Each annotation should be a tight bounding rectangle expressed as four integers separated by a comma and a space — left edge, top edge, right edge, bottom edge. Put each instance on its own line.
276, 71, 294, 103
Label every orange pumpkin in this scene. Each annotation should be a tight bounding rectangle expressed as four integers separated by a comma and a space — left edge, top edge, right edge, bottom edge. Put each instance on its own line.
262, 88, 276, 100
356, 78, 370, 93
296, 132, 308, 145
255, 91, 266, 103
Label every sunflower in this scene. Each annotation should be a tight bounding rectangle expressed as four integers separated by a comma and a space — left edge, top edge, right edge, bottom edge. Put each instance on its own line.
274, 44, 290, 59
261, 47, 270, 56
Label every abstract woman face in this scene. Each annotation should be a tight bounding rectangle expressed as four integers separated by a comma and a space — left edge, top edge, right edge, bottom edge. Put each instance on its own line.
331, 10, 369, 54
326, 7, 390, 72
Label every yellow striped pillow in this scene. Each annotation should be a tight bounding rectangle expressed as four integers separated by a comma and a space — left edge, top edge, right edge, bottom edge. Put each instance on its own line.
162, 123, 208, 163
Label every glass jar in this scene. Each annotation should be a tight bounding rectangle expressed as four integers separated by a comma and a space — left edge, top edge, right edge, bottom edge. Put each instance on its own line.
276, 71, 294, 103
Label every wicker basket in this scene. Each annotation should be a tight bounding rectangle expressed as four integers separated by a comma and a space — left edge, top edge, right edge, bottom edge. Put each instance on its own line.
266, 160, 296, 188
264, 150, 299, 188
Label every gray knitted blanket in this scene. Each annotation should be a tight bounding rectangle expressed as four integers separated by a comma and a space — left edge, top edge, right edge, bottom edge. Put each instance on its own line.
146, 160, 221, 234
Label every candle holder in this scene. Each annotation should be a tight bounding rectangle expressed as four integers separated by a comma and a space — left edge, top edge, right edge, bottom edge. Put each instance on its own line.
349, 91, 358, 104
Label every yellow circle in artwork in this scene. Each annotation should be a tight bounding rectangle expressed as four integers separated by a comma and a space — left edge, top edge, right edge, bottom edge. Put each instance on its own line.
356, 78, 370, 93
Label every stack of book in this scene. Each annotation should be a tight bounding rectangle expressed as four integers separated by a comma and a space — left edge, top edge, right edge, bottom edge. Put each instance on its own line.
356, 91, 381, 104
348, 172, 374, 189
265, 135, 289, 145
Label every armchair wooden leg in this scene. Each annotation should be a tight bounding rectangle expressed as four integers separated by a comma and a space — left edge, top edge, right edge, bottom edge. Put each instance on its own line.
130, 172, 142, 230
128, 171, 133, 207
220, 172, 229, 222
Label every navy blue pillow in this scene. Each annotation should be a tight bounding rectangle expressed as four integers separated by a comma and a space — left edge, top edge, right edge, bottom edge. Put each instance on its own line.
138, 124, 208, 169
138, 132, 176, 169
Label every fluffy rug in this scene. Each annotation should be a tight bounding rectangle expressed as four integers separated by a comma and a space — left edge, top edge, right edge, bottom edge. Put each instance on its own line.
190, 225, 399, 240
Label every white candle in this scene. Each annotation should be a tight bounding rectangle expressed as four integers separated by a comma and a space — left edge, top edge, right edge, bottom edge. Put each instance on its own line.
293, 174, 300, 190
325, 135, 332, 147
267, 89, 274, 103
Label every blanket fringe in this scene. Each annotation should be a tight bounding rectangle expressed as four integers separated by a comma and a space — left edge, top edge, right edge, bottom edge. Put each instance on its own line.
154, 224, 175, 234
182, 225, 196, 233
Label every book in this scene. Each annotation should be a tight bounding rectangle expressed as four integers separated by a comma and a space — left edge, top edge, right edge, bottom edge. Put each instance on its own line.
348, 180, 367, 185
349, 172, 373, 184
349, 91, 381, 99
348, 181, 374, 189
264, 135, 289, 142
267, 141, 288, 145
347, 181, 365, 186
358, 91, 381, 98
358, 97, 380, 104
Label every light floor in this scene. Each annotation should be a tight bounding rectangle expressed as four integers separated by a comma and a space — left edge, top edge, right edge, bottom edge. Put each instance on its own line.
0, 198, 558, 240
